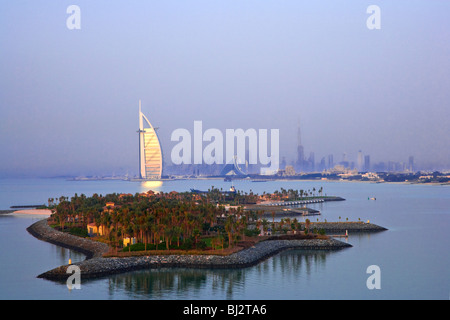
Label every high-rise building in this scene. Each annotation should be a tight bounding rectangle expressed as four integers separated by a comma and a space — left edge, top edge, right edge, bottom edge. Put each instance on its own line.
327, 154, 334, 169
357, 150, 364, 172
364, 155, 371, 172
295, 119, 305, 172
138, 101, 163, 180
296, 145, 305, 169
319, 157, 326, 171
408, 156, 414, 172
308, 152, 315, 171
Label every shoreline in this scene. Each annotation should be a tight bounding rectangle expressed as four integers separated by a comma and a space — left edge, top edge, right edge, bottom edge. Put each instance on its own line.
27, 219, 109, 260
305, 221, 387, 233
38, 239, 352, 281
0, 209, 52, 216
12, 209, 52, 216
66, 175, 450, 186
27, 219, 359, 281
0, 210, 15, 215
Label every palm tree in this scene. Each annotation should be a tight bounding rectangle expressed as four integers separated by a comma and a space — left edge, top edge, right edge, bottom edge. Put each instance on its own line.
165, 227, 175, 250
193, 228, 201, 247
174, 226, 183, 248
305, 219, 311, 233
262, 219, 269, 235
290, 221, 296, 233
240, 215, 248, 240
101, 211, 111, 239
225, 216, 235, 248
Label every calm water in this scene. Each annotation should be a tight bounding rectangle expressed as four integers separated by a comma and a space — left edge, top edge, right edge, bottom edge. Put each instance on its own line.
0, 178, 449, 300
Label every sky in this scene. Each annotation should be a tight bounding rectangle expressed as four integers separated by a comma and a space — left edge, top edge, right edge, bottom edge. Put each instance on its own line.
0, 1, 449, 177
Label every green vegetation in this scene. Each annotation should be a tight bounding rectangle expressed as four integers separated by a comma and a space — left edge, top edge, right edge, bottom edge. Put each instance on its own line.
47, 186, 331, 254
48, 189, 260, 253
262, 187, 325, 201
67, 227, 89, 237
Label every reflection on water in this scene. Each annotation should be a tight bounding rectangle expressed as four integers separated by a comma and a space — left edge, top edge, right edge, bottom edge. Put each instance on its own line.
107, 268, 209, 299
140, 180, 163, 193
53, 246, 85, 265
104, 249, 335, 300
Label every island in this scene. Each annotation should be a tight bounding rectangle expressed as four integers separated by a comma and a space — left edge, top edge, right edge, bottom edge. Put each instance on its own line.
27, 187, 387, 281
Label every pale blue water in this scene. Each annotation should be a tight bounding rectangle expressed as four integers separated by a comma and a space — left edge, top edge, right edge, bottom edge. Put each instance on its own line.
0, 178, 449, 300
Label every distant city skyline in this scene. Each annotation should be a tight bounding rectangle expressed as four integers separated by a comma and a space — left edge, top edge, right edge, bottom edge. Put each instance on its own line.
0, 1, 449, 178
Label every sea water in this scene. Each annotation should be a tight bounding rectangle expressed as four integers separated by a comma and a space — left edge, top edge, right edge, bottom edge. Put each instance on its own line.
0, 178, 448, 300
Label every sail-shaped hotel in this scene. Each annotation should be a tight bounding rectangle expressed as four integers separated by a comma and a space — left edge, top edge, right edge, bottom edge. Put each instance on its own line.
138, 101, 163, 180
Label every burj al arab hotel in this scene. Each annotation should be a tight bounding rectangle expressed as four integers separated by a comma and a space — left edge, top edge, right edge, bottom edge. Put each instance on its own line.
138, 101, 163, 180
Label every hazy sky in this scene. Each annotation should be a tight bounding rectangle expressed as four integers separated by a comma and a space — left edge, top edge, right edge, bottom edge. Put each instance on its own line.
1, 1, 449, 177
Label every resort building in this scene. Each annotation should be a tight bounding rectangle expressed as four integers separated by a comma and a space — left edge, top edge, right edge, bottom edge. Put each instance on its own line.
138, 101, 163, 180
123, 237, 137, 247
87, 223, 105, 237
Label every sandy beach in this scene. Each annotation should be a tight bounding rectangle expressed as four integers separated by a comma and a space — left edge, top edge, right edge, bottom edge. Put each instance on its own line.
11, 209, 52, 216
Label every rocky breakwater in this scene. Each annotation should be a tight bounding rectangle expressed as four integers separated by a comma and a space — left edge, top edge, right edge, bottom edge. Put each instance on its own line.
306, 222, 388, 234
28, 218, 389, 282
27, 219, 109, 259
38, 238, 351, 281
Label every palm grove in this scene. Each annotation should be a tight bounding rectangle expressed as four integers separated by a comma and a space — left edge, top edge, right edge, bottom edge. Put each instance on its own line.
48, 188, 262, 253
47, 187, 324, 254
